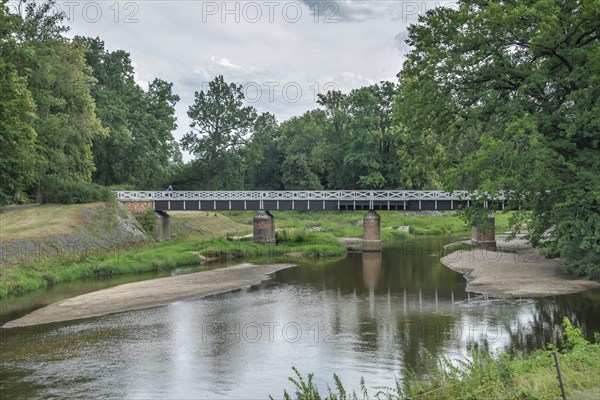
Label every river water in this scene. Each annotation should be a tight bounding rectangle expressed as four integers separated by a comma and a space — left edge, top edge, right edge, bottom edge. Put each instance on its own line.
1, 236, 599, 399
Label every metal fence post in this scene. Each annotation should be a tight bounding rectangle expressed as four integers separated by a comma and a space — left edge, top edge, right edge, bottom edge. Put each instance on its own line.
552, 351, 567, 400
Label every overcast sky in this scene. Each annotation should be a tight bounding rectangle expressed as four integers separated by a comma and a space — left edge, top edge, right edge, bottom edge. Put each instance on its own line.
11, 0, 452, 159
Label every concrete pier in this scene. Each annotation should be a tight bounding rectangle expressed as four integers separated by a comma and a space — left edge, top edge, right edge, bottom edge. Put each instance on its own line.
253, 210, 275, 244
153, 211, 171, 241
362, 211, 382, 252
472, 216, 496, 251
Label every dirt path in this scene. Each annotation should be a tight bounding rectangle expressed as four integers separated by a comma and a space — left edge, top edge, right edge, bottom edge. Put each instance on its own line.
441, 237, 599, 298
2, 263, 295, 328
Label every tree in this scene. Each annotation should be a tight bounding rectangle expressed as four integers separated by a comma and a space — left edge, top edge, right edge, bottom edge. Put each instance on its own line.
344, 82, 400, 189
181, 75, 257, 190
79, 37, 180, 187
398, 0, 600, 276
16, 1, 105, 184
26, 37, 106, 182
128, 78, 180, 187
0, 2, 43, 203
244, 112, 284, 189
279, 109, 329, 190
315, 90, 352, 188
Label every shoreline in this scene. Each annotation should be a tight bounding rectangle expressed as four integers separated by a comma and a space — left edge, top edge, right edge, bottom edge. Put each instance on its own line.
2, 263, 296, 328
441, 237, 600, 298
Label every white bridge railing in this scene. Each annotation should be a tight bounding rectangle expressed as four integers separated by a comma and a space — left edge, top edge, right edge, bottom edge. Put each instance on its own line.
114, 190, 478, 201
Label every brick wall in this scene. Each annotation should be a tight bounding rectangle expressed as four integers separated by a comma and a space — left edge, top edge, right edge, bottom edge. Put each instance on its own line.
121, 201, 153, 214
363, 211, 382, 252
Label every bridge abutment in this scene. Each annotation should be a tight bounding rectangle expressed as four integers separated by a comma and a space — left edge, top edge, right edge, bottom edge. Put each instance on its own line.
122, 201, 153, 214
363, 211, 382, 252
153, 211, 171, 241
253, 210, 275, 244
471, 216, 496, 251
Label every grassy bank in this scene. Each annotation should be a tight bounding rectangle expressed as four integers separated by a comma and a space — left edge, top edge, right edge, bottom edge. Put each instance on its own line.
0, 240, 199, 298
0, 205, 516, 299
226, 210, 513, 239
278, 319, 600, 400
0, 231, 348, 298
202, 232, 347, 259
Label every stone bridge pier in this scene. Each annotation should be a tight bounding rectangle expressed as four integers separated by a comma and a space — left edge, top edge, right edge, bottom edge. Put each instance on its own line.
252, 210, 383, 252
153, 211, 171, 241
471, 216, 496, 251
253, 210, 276, 244
363, 211, 382, 252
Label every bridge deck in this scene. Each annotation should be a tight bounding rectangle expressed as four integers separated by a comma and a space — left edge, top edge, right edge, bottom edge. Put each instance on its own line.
116, 191, 503, 212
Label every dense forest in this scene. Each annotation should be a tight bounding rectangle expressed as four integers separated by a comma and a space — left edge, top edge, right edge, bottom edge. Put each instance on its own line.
0, 0, 598, 277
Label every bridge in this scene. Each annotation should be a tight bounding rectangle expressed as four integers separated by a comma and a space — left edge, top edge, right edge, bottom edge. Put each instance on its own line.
116, 190, 502, 252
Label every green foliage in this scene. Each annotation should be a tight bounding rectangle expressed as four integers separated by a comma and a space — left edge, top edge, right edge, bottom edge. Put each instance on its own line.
244, 112, 285, 189
562, 317, 588, 349
198, 233, 346, 260
276, 230, 307, 243
39, 175, 111, 204
181, 75, 257, 190
22, 5, 106, 182
396, 0, 600, 278
137, 209, 157, 235
226, 211, 486, 239
0, 4, 42, 204
0, 239, 201, 298
78, 37, 180, 188
284, 367, 321, 400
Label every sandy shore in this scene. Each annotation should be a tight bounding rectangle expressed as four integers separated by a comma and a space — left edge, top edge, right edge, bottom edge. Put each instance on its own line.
2, 263, 295, 328
441, 237, 599, 298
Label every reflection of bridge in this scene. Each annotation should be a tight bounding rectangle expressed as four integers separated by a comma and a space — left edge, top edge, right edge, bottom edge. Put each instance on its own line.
116, 191, 500, 251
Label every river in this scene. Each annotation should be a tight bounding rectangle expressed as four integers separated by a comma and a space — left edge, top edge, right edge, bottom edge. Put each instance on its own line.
1, 236, 599, 399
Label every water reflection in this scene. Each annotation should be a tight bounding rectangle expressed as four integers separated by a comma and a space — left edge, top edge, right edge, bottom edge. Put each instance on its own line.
0, 236, 599, 399
362, 252, 381, 290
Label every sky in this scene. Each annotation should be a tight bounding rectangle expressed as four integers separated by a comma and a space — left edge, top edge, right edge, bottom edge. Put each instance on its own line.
8, 0, 453, 159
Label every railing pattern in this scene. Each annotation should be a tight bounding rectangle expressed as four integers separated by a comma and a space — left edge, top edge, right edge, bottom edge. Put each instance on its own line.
114, 190, 476, 201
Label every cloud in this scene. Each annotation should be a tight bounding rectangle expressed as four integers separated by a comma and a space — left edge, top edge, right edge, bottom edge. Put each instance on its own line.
55, 0, 448, 161
301, 0, 391, 22
340, 72, 375, 87
212, 57, 243, 70
394, 31, 412, 55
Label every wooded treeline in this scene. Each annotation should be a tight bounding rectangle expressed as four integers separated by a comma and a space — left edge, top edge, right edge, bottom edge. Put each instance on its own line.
1, 0, 180, 204
1, 0, 598, 277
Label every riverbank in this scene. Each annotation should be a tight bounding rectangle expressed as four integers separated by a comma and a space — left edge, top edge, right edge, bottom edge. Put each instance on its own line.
1, 204, 503, 299
279, 318, 600, 399
441, 236, 600, 297
0, 204, 338, 299
2, 263, 296, 327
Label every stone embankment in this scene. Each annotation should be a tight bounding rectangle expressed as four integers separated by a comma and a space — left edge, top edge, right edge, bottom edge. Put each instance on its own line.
0, 202, 148, 266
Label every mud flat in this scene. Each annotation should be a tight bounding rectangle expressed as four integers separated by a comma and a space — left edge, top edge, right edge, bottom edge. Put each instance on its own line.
441, 237, 599, 298
2, 263, 295, 328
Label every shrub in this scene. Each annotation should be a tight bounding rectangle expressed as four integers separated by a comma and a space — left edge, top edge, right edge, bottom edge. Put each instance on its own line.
137, 209, 157, 234
40, 175, 112, 204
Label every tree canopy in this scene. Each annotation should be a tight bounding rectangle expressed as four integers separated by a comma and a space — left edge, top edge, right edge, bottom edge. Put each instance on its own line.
396, 0, 600, 276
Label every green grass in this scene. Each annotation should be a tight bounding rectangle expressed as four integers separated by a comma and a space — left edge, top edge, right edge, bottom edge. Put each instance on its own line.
0, 208, 519, 299
0, 230, 348, 299
276, 318, 600, 400
0, 239, 202, 298
199, 232, 347, 260
226, 210, 515, 239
